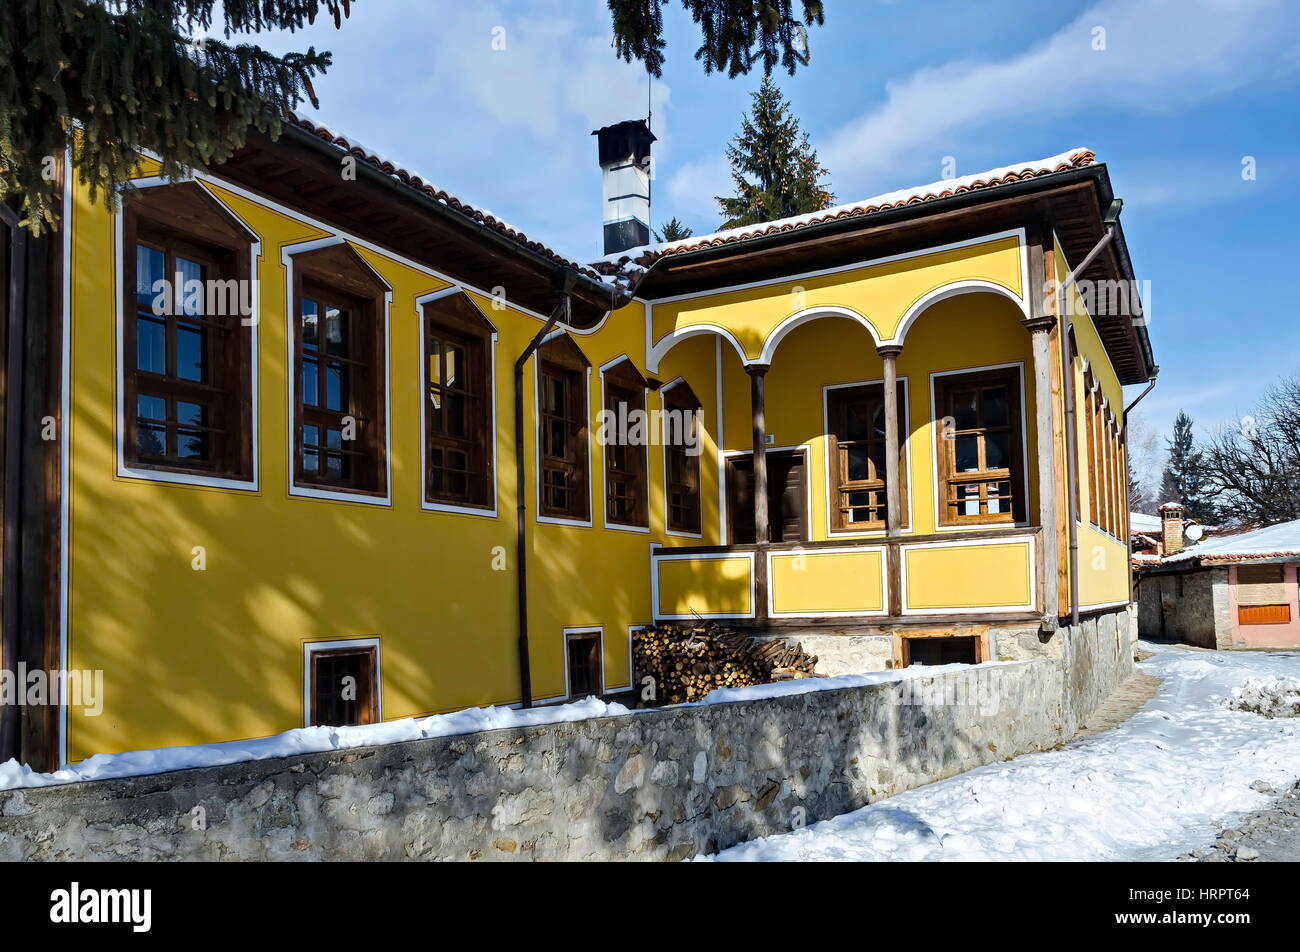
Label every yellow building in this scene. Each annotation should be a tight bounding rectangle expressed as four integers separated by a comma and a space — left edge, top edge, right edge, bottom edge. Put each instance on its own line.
0, 119, 1154, 770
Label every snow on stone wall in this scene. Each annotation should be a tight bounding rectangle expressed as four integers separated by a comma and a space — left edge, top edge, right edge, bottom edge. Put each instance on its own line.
0, 608, 1133, 861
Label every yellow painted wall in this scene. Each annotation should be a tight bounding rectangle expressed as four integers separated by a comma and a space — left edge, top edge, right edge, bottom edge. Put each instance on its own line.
1055, 236, 1132, 610
769, 549, 885, 615
903, 540, 1034, 611
655, 556, 754, 618
63, 171, 681, 758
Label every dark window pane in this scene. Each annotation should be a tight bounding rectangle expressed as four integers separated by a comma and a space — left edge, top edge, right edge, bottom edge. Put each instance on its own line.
324, 306, 347, 356
176, 257, 205, 317
301, 357, 319, 407
176, 401, 206, 426
302, 449, 319, 475
303, 424, 319, 447
983, 387, 1009, 428
136, 246, 166, 311
137, 394, 166, 422
137, 423, 167, 457
952, 390, 978, 430
136, 316, 166, 373
445, 393, 467, 437
301, 299, 319, 350
326, 428, 343, 450
955, 435, 980, 472
986, 430, 1011, 469
177, 428, 208, 460
176, 325, 206, 382
326, 364, 348, 412
845, 403, 871, 440
847, 445, 871, 481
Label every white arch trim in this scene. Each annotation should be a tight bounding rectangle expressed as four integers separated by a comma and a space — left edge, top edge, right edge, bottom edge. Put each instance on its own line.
757, 305, 883, 365
647, 323, 749, 374
886, 280, 1028, 348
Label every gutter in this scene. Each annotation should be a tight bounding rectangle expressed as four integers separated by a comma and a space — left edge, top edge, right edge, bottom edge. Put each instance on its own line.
513, 287, 573, 709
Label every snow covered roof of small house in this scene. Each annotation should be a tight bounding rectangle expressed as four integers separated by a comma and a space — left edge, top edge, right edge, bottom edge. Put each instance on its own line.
1137, 518, 1300, 566
589, 148, 1098, 287
1130, 511, 1162, 533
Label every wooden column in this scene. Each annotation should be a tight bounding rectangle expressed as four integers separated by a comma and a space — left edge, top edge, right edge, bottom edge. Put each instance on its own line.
878, 345, 903, 538
1024, 315, 1060, 630
747, 365, 770, 544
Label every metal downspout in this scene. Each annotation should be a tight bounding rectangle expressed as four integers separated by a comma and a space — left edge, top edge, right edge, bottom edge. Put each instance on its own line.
513, 293, 572, 709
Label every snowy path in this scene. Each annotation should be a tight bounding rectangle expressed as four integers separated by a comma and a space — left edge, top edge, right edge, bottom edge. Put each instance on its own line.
708, 643, 1300, 862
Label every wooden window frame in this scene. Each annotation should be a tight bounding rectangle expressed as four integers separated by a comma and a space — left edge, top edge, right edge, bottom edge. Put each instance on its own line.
602, 360, 649, 529
122, 199, 253, 482
1085, 374, 1100, 527
934, 367, 1026, 527
422, 294, 495, 511
564, 627, 604, 700
290, 252, 388, 498
827, 381, 908, 532
305, 640, 380, 727
663, 382, 703, 536
537, 337, 591, 523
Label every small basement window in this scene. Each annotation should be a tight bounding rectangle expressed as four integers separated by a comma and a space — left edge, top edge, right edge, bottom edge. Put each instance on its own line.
566, 629, 603, 700
905, 636, 979, 667
307, 642, 379, 727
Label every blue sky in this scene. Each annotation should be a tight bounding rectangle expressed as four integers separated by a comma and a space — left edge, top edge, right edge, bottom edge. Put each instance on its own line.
257, 0, 1300, 484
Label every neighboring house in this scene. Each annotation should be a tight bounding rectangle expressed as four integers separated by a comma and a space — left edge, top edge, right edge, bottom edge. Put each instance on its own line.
0, 117, 1154, 771
1129, 510, 1163, 556
1135, 505, 1300, 650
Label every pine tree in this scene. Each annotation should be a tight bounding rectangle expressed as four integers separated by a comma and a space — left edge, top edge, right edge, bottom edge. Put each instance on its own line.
717, 77, 834, 228
1159, 411, 1214, 521
653, 217, 694, 243
609, 0, 826, 78
1, 0, 353, 234
4, 1, 831, 236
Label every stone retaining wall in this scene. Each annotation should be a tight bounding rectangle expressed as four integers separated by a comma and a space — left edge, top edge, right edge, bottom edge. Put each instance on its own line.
0, 607, 1135, 862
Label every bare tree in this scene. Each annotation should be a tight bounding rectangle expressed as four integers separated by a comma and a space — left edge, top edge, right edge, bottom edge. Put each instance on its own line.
1200, 376, 1300, 525
1125, 410, 1162, 513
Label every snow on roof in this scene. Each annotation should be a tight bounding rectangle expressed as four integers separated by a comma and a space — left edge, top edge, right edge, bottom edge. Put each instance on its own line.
1151, 518, 1300, 565
590, 148, 1098, 288
1130, 511, 1162, 533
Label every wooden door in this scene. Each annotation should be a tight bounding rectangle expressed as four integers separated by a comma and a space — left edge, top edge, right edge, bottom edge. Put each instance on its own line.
725, 450, 807, 544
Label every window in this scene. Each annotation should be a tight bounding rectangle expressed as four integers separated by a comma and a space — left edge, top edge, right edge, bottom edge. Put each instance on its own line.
664, 382, 702, 534
123, 184, 254, 480
290, 244, 388, 496
935, 367, 1025, 526
827, 382, 907, 531
602, 360, 648, 528
904, 635, 979, 667
565, 629, 603, 699
1236, 564, 1291, 625
538, 335, 590, 522
423, 293, 494, 509
307, 643, 378, 727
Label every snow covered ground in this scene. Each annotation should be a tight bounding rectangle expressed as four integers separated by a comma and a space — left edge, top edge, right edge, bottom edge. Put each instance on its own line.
708, 643, 1300, 862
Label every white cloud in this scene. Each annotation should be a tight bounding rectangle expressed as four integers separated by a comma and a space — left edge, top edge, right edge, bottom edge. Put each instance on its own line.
822, 0, 1300, 197
665, 155, 732, 230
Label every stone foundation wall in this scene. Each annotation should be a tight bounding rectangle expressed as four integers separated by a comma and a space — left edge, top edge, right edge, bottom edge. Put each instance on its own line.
0, 608, 1136, 862
1137, 569, 1230, 649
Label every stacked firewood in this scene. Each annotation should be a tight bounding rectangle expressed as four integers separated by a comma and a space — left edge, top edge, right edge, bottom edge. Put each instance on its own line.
633, 623, 820, 705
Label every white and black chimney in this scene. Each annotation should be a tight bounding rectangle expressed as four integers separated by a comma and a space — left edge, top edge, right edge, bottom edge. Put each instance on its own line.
592, 119, 656, 255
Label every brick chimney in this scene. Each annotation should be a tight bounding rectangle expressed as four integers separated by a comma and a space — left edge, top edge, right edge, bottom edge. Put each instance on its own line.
592, 119, 656, 255
1159, 502, 1185, 555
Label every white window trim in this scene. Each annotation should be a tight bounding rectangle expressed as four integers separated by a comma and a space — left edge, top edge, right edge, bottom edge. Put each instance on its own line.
302, 636, 383, 728
598, 355, 651, 534
928, 361, 1031, 533
821, 376, 914, 539
282, 237, 393, 507
659, 376, 704, 540
415, 287, 500, 518
562, 626, 604, 700
534, 341, 594, 528
113, 176, 262, 491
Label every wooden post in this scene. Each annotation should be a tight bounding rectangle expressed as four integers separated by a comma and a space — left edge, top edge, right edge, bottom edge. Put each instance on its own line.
747, 365, 770, 545
1023, 315, 1060, 630
877, 345, 903, 538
